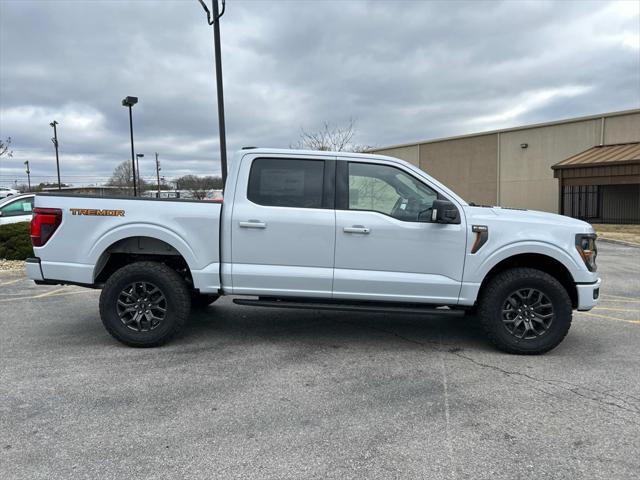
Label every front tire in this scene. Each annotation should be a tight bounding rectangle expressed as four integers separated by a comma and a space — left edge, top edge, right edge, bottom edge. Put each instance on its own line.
478, 268, 572, 354
99, 261, 191, 347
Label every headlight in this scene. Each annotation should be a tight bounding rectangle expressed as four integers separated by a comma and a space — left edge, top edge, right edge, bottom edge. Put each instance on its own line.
575, 233, 597, 272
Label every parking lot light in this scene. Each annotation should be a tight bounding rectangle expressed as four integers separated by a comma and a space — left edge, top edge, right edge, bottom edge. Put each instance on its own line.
122, 96, 139, 196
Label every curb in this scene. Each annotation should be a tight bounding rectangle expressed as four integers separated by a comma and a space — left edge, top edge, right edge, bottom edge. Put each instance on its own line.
598, 238, 640, 248
0, 259, 27, 273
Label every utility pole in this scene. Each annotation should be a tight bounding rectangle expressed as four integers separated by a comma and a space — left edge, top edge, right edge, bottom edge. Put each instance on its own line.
24, 161, 31, 191
155, 152, 161, 197
136, 153, 144, 193
50, 120, 61, 190
197, 0, 228, 187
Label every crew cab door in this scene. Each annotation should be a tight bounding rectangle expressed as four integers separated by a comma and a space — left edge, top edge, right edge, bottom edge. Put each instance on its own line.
229, 155, 336, 297
333, 159, 466, 304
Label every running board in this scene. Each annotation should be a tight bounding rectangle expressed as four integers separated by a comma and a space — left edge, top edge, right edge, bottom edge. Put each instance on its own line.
232, 298, 465, 316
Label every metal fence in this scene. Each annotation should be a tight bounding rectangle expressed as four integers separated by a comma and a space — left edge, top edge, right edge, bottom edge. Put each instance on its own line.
562, 184, 640, 224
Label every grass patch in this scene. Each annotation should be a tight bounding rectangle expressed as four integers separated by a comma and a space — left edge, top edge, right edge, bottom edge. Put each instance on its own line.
592, 224, 640, 246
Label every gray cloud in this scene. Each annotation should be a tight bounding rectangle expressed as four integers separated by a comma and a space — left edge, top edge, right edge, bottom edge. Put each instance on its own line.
0, 0, 638, 186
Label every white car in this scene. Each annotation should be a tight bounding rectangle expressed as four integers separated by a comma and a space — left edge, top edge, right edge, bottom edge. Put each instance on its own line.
25, 148, 600, 354
0, 187, 19, 199
0, 193, 35, 225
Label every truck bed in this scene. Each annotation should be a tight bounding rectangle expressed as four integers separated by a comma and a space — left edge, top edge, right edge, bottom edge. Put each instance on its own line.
30, 193, 222, 293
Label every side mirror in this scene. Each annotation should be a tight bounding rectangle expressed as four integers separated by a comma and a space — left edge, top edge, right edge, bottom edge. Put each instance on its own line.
431, 199, 460, 224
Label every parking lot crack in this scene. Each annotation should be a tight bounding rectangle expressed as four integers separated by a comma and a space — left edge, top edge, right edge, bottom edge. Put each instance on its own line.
339, 319, 640, 421
449, 350, 640, 418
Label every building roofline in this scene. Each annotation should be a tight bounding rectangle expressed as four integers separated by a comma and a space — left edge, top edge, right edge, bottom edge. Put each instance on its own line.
370, 107, 640, 151
551, 141, 640, 169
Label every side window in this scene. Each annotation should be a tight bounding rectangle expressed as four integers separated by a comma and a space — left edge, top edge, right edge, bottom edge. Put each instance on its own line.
248, 158, 325, 208
0, 197, 33, 217
348, 163, 438, 222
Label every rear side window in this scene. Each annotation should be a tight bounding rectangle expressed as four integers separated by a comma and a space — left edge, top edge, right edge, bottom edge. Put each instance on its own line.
248, 158, 325, 208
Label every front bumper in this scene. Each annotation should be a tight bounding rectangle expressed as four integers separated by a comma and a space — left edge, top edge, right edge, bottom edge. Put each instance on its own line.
25, 257, 44, 281
576, 277, 601, 311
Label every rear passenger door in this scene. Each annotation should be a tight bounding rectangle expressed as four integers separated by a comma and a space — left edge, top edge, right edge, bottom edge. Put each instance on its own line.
230, 155, 336, 297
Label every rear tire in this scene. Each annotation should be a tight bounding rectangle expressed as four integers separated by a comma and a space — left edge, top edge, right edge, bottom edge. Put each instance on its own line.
478, 268, 572, 354
99, 261, 191, 347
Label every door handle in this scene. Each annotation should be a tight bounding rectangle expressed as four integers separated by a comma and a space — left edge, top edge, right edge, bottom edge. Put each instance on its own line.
344, 225, 370, 234
239, 220, 267, 229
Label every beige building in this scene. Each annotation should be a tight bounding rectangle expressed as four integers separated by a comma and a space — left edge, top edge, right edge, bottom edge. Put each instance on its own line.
371, 109, 640, 222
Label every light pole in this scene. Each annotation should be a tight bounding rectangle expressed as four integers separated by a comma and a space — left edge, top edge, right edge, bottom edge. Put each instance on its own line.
49, 121, 62, 190
155, 152, 161, 197
136, 153, 144, 193
24, 161, 31, 191
197, 0, 228, 186
122, 96, 139, 196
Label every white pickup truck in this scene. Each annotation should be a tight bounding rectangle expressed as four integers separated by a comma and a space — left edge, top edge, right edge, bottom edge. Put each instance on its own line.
26, 148, 600, 354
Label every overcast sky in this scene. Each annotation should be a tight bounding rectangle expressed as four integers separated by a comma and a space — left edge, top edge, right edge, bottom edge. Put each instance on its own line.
0, 0, 638, 187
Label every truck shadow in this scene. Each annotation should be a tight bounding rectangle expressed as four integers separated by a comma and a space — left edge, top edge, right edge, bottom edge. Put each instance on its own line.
181, 300, 490, 353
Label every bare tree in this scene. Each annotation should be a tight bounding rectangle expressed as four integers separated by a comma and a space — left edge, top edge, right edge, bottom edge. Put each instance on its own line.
107, 160, 146, 194
0, 137, 13, 157
175, 175, 223, 200
293, 119, 370, 153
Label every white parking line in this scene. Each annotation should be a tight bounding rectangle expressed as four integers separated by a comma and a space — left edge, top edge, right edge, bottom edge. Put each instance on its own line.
580, 311, 640, 325
0, 288, 95, 303
594, 307, 640, 313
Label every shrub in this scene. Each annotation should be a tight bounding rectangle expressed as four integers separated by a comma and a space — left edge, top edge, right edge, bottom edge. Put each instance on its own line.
0, 222, 33, 260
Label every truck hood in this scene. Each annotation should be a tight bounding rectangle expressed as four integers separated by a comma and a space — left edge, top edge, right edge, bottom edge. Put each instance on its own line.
464, 205, 595, 233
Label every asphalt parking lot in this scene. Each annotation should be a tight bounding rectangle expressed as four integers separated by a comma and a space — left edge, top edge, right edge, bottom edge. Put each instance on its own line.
1, 242, 639, 480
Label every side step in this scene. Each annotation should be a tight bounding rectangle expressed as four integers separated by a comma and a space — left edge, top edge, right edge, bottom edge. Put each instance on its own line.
232, 297, 465, 316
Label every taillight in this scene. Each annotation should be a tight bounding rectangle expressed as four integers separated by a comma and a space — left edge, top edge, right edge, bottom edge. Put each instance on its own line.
31, 207, 62, 247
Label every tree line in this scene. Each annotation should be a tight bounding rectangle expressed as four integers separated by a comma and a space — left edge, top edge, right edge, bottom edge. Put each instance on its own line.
4, 119, 370, 196
106, 160, 223, 199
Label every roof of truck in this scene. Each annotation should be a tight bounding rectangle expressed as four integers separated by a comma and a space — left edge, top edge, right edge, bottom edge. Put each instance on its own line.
237, 147, 396, 162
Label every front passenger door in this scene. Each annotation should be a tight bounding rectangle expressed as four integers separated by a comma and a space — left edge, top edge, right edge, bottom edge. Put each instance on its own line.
333, 160, 466, 304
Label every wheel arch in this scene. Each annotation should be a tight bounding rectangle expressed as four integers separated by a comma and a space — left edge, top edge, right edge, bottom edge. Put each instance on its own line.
478, 252, 578, 308
92, 232, 196, 286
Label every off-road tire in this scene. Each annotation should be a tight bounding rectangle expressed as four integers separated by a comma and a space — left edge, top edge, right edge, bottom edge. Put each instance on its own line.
99, 261, 191, 347
478, 268, 572, 355
191, 293, 220, 308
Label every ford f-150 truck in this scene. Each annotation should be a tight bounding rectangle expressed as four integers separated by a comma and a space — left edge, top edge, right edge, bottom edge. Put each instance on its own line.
26, 148, 601, 354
